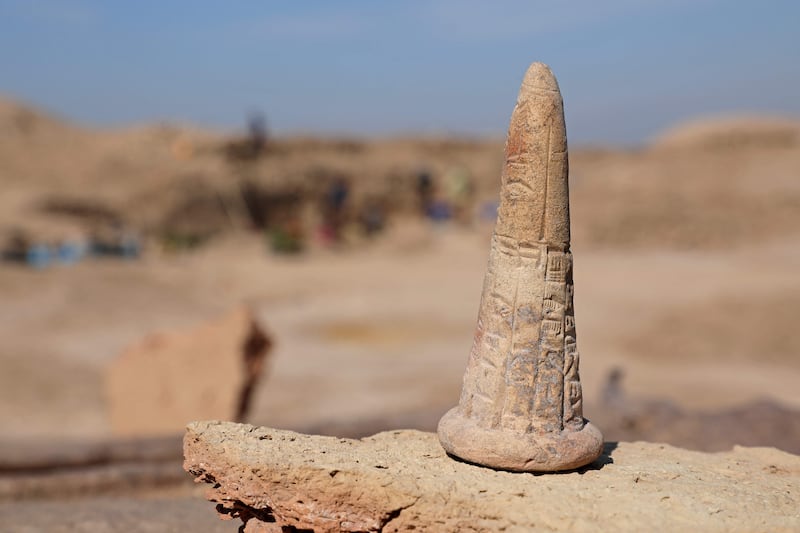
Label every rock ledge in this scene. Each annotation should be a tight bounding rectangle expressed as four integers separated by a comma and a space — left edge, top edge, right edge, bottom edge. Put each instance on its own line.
184, 420, 799, 532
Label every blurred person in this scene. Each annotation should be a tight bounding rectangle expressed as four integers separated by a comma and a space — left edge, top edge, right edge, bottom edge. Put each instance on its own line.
443, 165, 475, 225
357, 196, 387, 238
247, 111, 269, 158
56, 236, 90, 265
2, 229, 30, 264
90, 222, 141, 259
319, 176, 350, 244
268, 214, 305, 254
479, 200, 499, 223
415, 167, 434, 215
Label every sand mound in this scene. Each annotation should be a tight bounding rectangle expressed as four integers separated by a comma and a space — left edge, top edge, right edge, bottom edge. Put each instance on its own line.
651, 115, 800, 150
2, 94, 800, 250
0, 96, 82, 138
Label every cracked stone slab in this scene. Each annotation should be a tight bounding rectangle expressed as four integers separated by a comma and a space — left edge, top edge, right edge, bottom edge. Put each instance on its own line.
183, 420, 800, 532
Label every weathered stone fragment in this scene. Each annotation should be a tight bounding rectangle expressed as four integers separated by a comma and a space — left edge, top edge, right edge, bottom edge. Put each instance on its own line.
183, 421, 800, 533
107, 307, 271, 436
437, 62, 603, 471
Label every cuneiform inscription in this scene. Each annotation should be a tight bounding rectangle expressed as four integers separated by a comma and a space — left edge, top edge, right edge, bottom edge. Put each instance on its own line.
546, 252, 567, 282
438, 62, 601, 472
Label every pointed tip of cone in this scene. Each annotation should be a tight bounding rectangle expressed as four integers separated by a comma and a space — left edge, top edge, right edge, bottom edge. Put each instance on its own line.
521, 62, 560, 94
498, 61, 570, 246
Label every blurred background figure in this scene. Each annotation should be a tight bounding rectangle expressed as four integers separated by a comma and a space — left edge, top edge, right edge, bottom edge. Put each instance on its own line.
247, 112, 269, 158
442, 165, 474, 225
415, 167, 434, 216
357, 196, 387, 238
319, 176, 350, 245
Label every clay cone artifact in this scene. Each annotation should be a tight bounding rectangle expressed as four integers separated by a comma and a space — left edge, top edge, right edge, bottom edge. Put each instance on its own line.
438, 62, 603, 472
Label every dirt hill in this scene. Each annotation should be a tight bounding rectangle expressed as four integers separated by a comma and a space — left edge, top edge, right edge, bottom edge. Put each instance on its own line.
2, 95, 800, 249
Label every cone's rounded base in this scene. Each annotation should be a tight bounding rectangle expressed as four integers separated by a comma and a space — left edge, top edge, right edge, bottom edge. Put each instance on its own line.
437, 407, 604, 472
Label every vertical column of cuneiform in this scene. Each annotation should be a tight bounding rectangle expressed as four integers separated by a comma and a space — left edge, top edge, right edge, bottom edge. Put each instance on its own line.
459, 233, 518, 428
532, 249, 567, 433
542, 133, 570, 248
500, 242, 546, 431
562, 252, 584, 430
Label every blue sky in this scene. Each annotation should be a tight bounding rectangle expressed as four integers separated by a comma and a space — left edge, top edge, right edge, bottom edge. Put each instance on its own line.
0, 0, 797, 144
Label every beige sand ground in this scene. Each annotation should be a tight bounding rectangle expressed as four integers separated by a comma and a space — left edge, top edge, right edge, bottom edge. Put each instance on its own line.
1, 227, 798, 441
0, 96, 799, 447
